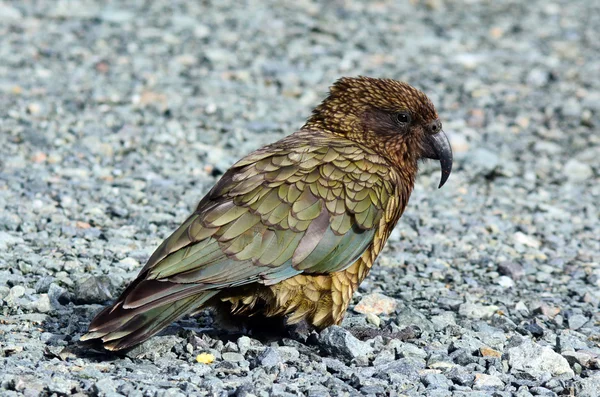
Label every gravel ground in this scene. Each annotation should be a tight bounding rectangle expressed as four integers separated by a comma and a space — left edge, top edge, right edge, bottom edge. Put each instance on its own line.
1, 0, 599, 396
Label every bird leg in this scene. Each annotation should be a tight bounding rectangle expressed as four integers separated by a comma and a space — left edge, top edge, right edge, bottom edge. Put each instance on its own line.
285, 319, 319, 344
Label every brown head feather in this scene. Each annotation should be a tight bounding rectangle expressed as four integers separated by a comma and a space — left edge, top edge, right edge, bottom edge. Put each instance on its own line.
303, 76, 440, 170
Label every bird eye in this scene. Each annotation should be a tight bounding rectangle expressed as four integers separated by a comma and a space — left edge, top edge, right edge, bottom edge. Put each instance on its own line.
396, 112, 411, 124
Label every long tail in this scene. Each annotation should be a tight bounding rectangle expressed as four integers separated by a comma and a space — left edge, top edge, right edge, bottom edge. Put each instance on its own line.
80, 283, 218, 351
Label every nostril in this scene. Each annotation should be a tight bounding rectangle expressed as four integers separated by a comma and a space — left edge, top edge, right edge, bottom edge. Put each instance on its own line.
430, 120, 441, 134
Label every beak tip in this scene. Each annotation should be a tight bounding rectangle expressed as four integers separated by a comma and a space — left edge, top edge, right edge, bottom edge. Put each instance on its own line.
423, 130, 453, 190
437, 164, 452, 189
437, 174, 448, 189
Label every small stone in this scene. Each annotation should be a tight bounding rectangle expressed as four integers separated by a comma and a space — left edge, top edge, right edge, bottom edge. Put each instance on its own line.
562, 98, 582, 117
563, 159, 592, 182
448, 367, 475, 386
35, 277, 54, 294
221, 352, 245, 362
480, 347, 502, 358
48, 377, 77, 395
421, 373, 451, 389
319, 326, 373, 361
119, 257, 140, 270
365, 313, 381, 327
582, 92, 600, 111
568, 314, 588, 330
205, 103, 217, 114
0, 231, 24, 250
101, 9, 134, 23
48, 283, 69, 307
222, 341, 239, 353
14, 376, 45, 395
27, 103, 42, 115
515, 301, 529, 313
354, 293, 397, 315
9, 285, 25, 299
74, 275, 113, 304
454, 53, 485, 69
430, 312, 457, 331
473, 373, 504, 390
489, 26, 504, 39
393, 341, 427, 360
31, 152, 47, 163
276, 346, 300, 363
458, 303, 499, 319
498, 262, 525, 279
372, 348, 395, 366
258, 348, 281, 367
513, 232, 541, 249
34, 294, 52, 313
236, 336, 262, 355
3, 345, 24, 355
561, 350, 598, 368
523, 322, 545, 337
126, 335, 181, 359
507, 339, 574, 379
497, 276, 515, 288
94, 378, 117, 395
533, 304, 560, 319
194, 24, 211, 38
395, 306, 435, 334
583, 292, 599, 306
0, 286, 10, 300
526, 69, 549, 87
0, 3, 22, 20
578, 374, 600, 397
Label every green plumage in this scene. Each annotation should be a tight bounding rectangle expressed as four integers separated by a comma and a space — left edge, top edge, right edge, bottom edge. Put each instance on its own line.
81, 76, 452, 351
82, 131, 393, 348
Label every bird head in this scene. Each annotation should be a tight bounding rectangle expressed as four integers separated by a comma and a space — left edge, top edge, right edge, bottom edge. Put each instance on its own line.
305, 76, 452, 188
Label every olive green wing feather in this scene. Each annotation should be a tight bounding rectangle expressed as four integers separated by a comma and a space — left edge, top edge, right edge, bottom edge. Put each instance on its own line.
83, 133, 394, 349
138, 135, 392, 291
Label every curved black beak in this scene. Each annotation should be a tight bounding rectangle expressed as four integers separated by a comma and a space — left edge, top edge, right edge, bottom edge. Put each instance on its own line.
422, 131, 453, 188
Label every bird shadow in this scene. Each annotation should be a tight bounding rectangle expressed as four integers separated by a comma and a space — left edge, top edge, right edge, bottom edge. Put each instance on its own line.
47, 303, 318, 362
42, 296, 416, 363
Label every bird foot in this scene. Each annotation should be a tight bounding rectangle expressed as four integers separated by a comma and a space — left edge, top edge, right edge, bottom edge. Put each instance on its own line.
286, 320, 318, 344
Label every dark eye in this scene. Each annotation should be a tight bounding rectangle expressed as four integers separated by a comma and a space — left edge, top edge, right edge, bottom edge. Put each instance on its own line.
396, 112, 411, 124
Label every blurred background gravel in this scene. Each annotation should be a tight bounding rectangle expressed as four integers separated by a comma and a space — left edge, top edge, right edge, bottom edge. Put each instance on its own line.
1, 0, 599, 396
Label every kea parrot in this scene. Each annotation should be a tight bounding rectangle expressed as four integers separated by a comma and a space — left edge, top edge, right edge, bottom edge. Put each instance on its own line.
81, 76, 453, 350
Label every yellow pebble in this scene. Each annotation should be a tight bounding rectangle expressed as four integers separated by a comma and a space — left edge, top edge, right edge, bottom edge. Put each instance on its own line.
196, 353, 215, 364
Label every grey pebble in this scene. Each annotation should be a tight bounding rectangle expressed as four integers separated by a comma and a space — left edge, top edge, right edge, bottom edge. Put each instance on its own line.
568, 314, 589, 331
74, 275, 113, 304
458, 303, 499, 320
578, 374, 600, 397
497, 262, 525, 280
422, 373, 452, 389
564, 159, 593, 182
221, 352, 245, 362
473, 373, 504, 390
395, 306, 435, 334
507, 339, 574, 379
318, 325, 373, 361
258, 347, 281, 367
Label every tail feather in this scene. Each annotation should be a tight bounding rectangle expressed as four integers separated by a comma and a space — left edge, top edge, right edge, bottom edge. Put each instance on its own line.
80, 291, 218, 351
85, 282, 213, 335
